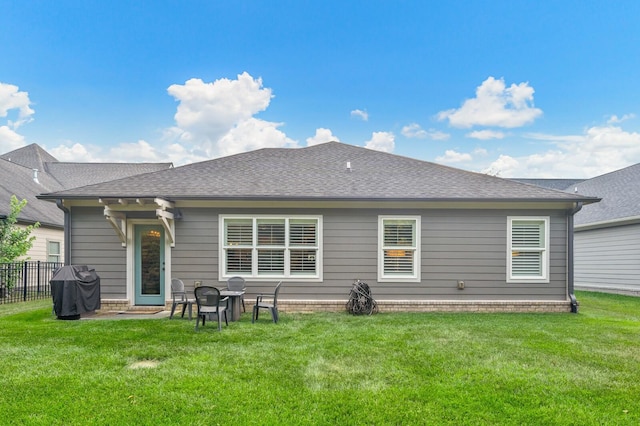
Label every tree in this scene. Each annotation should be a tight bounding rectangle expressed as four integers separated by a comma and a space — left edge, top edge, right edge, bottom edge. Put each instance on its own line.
0, 195, 39, 290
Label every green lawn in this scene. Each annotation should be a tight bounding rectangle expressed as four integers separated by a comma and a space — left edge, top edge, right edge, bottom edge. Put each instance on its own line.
1, 291, 639, 425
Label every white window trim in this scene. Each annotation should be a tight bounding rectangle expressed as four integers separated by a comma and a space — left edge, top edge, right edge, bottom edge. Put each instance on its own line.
219, 214, 323, 282
46, 239, 61, 263
507, 216, 550, 283
378, 215, 421, 283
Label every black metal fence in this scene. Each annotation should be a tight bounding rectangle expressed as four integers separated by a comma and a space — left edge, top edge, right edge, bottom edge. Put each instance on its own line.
0, 261, 64, 304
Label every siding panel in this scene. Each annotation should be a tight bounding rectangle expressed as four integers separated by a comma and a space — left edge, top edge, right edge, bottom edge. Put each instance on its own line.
575, 224, 640, 289
70, 206, 569, 303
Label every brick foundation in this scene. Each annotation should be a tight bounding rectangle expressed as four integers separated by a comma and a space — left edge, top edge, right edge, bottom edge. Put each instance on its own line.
278, 299, 573, 313
99, 299, 572, 314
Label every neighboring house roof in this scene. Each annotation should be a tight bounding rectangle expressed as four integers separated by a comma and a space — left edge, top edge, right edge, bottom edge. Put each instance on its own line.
0, 143, 59, 171
569, 162, 640, 226
39, 142, 598, 204
511, 178, 585, 191
44, 162, 174, 190
0, 158, 64, 226
1, 144, 173, 227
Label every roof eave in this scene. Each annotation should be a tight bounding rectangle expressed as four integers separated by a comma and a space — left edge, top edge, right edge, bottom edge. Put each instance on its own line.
37, 193, 601, 204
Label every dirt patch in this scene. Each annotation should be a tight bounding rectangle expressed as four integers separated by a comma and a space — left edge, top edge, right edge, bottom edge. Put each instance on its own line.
128, 360, 161, 369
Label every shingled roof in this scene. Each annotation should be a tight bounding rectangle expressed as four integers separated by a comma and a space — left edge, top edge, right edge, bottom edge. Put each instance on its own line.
1, 143, 173, 226
0, 159, 64, 226
571, 162, 640, 226
0, 143, 58, 171
39, 142, 598, 204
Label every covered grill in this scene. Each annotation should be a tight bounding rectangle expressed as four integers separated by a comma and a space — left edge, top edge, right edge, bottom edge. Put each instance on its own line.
50, 265, 101, 320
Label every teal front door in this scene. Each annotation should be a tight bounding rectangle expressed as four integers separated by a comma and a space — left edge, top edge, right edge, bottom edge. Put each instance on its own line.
134, 225, 165, 306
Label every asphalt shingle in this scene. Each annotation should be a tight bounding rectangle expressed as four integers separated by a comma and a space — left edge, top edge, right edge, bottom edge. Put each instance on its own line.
569, 162, 640, 225
40, 142, 597, 203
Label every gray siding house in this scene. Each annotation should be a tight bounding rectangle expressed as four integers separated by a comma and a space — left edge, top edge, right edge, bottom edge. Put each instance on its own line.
39, 142, 598, 313
571, 163, 640, 296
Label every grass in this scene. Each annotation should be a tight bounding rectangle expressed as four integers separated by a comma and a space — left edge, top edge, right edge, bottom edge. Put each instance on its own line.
1, 291, 639, 425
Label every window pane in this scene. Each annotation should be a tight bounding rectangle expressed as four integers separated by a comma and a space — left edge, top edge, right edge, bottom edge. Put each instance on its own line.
226, 220, 253, 245
512, 221, 544, 248
257, 249, 285, 274
257, 220, 285, 246
384, 250, 414, 275
48, 241, 60, 255
511, 251, 542, 276
384, 222, 415, 247
227, 249, 252, 273
48, 241, 61, 262
289, 220, 317, 246
290, 249, 316, 274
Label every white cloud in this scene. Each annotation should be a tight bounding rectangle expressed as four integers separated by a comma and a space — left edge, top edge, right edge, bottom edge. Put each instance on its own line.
350, 109, 368, 121
437, 76, 542, 128
365, 131, 395, 152
0, 125, 26, 152
482, 155, 520, 177
107, 140, 168, 162
166, 72, 296, 159
49, 143, 99, 162
217, 117, 296, 157
401, 123, 450, 140
483, 125, 640, 178
0, 83, 34, 129
0, 83, 34, 152
607, 113, 635, 124
436, 150, 473, 164
467, 130, 505, 140
306, 128, 340, 146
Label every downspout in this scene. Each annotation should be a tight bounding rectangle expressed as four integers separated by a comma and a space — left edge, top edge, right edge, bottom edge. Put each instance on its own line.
56, 199, 71, 265
567, 202, 583, 313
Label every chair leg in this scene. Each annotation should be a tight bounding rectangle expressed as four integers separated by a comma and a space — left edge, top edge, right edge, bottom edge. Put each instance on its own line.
217, 312, 221, 331
241, 296, 246, 312
170, 302, 177, 319
181, 304, 187, 318
271, 308, 278, 323
195, 315, 200, 331
224, 310, 228, 326
252, 306, 258, 323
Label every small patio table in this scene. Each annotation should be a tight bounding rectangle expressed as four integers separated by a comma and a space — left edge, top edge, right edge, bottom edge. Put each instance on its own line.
219, 289, 246, 321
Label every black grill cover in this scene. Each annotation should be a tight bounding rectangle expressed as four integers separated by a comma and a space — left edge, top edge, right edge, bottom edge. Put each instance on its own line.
50, 265, 101, 320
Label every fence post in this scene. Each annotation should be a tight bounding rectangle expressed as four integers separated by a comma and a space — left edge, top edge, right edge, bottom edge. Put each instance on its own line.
37, 261, 41, 294
22, 262, 28, 301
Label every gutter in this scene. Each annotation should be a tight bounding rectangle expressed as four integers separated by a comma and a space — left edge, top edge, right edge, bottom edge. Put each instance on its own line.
55, 200, 71, 264
567, 201, 583, 313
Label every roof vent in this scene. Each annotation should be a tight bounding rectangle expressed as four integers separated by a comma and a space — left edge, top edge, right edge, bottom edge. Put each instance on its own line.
346, 161, 352, 172
33, 168, 40, 184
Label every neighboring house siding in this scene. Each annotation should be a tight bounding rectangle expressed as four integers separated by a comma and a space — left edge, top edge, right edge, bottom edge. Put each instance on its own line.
70, 206, 569, 302
20, 224, 64, 263
575, 224, 640, 290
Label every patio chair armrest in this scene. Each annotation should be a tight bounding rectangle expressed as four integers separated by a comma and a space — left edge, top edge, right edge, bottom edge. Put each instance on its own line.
255, 293, 275, 304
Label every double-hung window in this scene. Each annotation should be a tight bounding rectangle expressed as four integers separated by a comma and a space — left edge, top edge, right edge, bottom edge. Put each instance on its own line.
221, 215, 321, 280
378, 216, 420, 282
47, 240, 61, 263
507, 217, 549, 283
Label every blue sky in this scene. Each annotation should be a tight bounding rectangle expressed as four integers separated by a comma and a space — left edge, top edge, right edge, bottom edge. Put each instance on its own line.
1, 0, 639, 178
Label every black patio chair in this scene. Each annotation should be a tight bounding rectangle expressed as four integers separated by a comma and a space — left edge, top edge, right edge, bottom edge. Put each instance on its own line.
194, 286, 228, 331
252, 281, 282, 324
